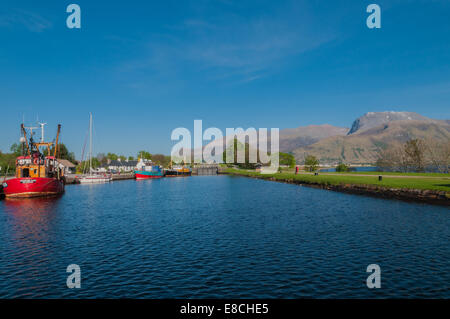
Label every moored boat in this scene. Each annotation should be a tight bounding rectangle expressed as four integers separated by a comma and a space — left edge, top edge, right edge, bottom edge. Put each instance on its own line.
2, 124, 65, 198
134, 158, 163, 179
78, 113, 112, 184
78, 174, 112, 183
164, 166, 191, 177
135, 170, 163, 179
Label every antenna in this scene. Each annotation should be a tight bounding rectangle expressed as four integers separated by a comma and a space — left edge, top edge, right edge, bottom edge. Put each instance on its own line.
24, 125, 39, 138
38, 122, 47, 143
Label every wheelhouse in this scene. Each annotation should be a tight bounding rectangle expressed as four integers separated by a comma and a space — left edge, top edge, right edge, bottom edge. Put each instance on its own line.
15, 155, 63, 179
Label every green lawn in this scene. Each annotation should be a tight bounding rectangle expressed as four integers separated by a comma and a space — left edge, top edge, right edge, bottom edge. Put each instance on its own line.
277, 167, 449, 177
224, 168, 450, 192
323, 171, 450, 177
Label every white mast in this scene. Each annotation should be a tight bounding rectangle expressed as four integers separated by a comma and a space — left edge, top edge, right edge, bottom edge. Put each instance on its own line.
89, 112, 93, 175
38, 122, 47, 143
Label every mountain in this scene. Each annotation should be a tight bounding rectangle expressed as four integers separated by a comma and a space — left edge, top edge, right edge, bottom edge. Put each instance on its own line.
194, 111, 448, 165
279, 124, 348, 152
198, 124, 348, 156
292, 113, 450, 164
347, 111, 435, 135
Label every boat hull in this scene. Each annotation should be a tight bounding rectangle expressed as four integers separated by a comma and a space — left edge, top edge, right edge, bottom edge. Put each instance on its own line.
78, 175, 111, 184
135, 171, 163, 180
2, 177, 65, 198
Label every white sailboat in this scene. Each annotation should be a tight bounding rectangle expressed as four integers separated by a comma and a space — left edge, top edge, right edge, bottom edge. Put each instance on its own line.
78, 113, 112, 184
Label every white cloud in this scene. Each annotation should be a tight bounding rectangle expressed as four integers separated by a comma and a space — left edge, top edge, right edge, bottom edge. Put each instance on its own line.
0, 9, 52, 33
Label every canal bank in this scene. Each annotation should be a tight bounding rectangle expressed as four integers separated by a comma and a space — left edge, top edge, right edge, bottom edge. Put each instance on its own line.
222, 168, 450, 206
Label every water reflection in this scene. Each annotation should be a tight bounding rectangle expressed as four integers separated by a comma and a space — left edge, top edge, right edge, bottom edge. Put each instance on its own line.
3, 197, 61, 247
0, 197, 63, 298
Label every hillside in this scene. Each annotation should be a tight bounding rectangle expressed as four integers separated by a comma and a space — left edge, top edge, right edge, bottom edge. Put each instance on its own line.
279, 124, 348, 152
195, 111, 449, 165
292, 119, 450, 164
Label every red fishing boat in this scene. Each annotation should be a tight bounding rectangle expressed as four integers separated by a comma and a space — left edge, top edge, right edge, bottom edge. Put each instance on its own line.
2, 124, 66, 198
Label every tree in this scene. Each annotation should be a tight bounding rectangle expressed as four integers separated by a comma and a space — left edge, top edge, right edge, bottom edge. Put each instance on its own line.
404, 139, 426, 172
222, 138, 259, 169
336, 163, 349, 172
1, 143, 28, 172
76, 157, 101, 174
426, 139, 450, 173
10, 143, 22, 156
304, 155, 319, 172
119, 155, 126, 161
0, 151, 16, 172
376, 149, 395, 171
151, 154, 171, 167
279, 152, 296, 168
97, 153, 108, 166
376, 138, 431, 173
51, 144, 76, 163
128, 156, 135, 161
107, 153, 118, 161
376, 146, 406, 172
138, 151, 152, 160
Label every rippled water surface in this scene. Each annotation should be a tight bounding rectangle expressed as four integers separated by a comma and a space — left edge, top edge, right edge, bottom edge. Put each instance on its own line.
1, 176, 449, 298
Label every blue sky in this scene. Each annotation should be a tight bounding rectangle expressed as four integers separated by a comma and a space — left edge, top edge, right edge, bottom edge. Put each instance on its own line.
1, 0, 449, 159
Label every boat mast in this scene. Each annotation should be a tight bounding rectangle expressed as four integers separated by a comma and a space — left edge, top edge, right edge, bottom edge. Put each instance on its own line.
21, 124, 31, 157
38, 122, 47, 143
23, 124, 38, 155
89, 112, 92, 175
38, 122, 48, 155
54, 124, 61, 158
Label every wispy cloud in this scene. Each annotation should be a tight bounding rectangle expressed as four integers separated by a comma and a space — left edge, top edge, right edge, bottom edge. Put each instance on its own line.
0, 9, 52, 33
117, 0, 337, 84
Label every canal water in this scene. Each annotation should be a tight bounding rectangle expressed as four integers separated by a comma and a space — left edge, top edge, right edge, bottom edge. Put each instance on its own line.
0, 176, 449, 298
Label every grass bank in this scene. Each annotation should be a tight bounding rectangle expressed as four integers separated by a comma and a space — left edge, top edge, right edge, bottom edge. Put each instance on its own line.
223, 168, 450, 205
278, 167, 449, 178
320, 171, 449, 177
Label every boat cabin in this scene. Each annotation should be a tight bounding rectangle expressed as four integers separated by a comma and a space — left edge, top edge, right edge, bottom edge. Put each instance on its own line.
15, 155, 63, 179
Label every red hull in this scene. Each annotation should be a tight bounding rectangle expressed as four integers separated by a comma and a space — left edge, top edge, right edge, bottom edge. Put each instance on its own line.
135, 173, 162, 180
2, 177, 65, 198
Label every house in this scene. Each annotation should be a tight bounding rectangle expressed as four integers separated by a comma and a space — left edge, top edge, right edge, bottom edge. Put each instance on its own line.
57, 159, 76, 174
100, 159, 140, 173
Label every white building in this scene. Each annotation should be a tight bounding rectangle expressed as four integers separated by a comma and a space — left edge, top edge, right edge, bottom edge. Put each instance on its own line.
57, 159, 77, 174
99, 159, 142, 173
